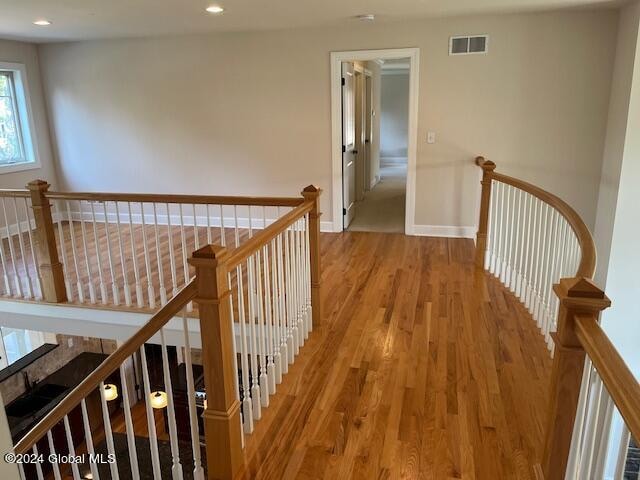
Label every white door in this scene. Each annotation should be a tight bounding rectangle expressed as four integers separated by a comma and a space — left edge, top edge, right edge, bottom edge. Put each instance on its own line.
341, 62, 357, 228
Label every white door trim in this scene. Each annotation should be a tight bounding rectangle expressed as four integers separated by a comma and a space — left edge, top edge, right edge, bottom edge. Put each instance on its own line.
330, 48, 420, 234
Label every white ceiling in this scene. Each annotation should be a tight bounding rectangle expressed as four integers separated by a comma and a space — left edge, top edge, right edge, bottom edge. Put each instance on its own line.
0, 0, 619, 43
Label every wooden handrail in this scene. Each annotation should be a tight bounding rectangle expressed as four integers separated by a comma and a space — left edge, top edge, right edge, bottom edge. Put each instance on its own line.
44, 190, 304, 207
475, 157, 596, 279
14, 280, 197, 454
0, 189, 30, 198
227, 200, 314, 269
575, 314, 640, 442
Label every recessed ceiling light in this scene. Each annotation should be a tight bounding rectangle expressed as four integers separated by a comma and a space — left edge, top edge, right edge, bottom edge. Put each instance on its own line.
205, 5, 224, 14
356, 14, 375, 22
33, 19, 52, 26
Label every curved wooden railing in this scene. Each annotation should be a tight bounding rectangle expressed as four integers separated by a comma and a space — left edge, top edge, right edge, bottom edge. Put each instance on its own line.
475, 157, 639, 479
9, 184, 323, 480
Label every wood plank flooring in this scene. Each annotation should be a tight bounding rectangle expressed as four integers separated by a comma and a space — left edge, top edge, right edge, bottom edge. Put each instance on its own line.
2, 226, 552, 478
240, 232, 551, 479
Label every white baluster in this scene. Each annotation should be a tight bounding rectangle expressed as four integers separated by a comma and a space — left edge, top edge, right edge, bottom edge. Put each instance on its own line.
152, 203, 167, 305
0, 199, 11, 295
140, 203, 156, 308
235, 264, 254, 432
89, 202, 108, 303
115, 202, 132, 306
46, 430, 62, 480
256, 246, 270, 407
192, 204, 199, 250
127, 202, 144, 307
2, 198, 23, 297
233, 205, 240, 248
77, 201, 97, 303
277, 231, 290, 373
80, 399, 100, 480
63, 201, 83, 303
219, 204, 226, 247
305, 213, 312, 335
12, 198, 33, 298
182, 313, 206, 479
489, 182, 499, 275
32, 445, 44, 480
206, 204, 212, 245
99, 381, 120, 479
102, 202, 120, 305
118, 362, 141, 480
270, 238, 283, 384
54, 201, 72, 300
285, 226, 298, 358
294, 219, 304, 347
495, 183, 505, 280
247, 253, 262, 420
159, 329, 185, 479
63, 414, 82, 480
263, 241, 276, 394
24, 198, 43, 298
166, 203, 179, 297
178, 204, 192, 312
139, 345, 163, 478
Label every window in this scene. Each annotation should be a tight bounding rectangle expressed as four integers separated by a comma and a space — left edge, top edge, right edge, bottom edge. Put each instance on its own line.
0, 63, 39, 173
0, 328, 55, 368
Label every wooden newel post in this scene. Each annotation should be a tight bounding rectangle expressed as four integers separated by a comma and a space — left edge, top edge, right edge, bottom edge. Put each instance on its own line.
541, 277, 610, 480
475, 157, 496, 268
301, 185, 322, 328
27, 180, 67, 302
189, 245, 244, 480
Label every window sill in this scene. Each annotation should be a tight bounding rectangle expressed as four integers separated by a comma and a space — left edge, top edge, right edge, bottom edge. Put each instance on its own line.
0, 162, 41, 175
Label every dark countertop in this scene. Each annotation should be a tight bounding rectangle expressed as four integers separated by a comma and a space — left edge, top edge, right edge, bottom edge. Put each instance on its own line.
6, 352, 108, 442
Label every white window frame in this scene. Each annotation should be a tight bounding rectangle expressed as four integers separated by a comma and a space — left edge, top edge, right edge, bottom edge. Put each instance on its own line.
0, 62, 41, 174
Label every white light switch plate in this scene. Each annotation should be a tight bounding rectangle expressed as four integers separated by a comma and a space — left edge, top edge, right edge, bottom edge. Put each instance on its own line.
427, 131, 436, 144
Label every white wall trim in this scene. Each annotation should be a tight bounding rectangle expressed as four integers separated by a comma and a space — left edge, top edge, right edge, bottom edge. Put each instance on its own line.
330, 47, 420, 235
412, 224, 476, 239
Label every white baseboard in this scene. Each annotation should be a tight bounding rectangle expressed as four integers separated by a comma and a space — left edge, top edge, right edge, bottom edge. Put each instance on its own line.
321, 221, 338, 232
412, 224, 476, 239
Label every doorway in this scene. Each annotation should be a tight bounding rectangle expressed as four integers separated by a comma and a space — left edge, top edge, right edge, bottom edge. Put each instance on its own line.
331, 48, 419, 234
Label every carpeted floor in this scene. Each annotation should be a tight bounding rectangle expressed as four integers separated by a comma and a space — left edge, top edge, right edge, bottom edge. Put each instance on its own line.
347, 164, 406, 233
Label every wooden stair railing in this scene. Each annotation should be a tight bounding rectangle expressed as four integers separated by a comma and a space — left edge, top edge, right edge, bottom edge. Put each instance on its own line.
0, 181, 311, 310
10, 185, 323, 480
475, 156, 639, 479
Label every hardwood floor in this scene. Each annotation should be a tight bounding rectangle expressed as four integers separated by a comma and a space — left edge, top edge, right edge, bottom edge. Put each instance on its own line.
240, 232, 551, 479
4, 226, 552, 478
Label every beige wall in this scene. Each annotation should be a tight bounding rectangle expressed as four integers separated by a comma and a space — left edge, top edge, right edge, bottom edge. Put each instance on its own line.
593, 5, 640, 287
0, 39, 58, 190
39, 10, 617, 230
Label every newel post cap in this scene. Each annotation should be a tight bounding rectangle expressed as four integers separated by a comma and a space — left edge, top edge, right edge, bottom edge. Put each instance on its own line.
475, 156, 496, 172
302, 185, 322, 197
27, 180, 51, 191
188, 245, 228, 267
553, 277, 611, 311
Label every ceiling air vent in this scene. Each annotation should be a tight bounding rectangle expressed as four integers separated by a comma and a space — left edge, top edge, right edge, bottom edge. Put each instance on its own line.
449, 35, 489, 55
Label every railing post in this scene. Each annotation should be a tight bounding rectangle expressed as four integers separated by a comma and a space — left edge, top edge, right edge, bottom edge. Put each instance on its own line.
189, 245, 244, 480
475, 156, 496, 268
541, 277, 610, 479
27, 180, 67, 302
301, 185, 322, 328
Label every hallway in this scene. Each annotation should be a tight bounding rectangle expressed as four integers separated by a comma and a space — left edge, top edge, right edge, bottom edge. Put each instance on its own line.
348, 165, 407, 233
241, 231, 552, 479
